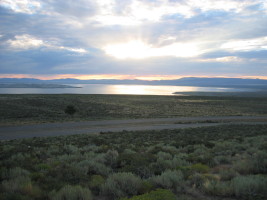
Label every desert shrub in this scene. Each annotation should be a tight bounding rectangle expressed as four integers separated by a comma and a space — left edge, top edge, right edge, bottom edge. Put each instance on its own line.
157, 151, 172, 160
1, 167, 30, 180
2, 176, 32, 193
89, 175, 105, 194
233, 151, 267, 175
212, 140, 238, 154
80, 144, 100, 153
77, 160, 111, 176
259, 141, 267, 151
118, 153, 155, 178
104, 149, 119, 167
48, 162, 90, 184
250, 151, 267, 173
233, 160, 253, 174
121, 189, 176, 200
56, 154, 82, 164
190, 163, 210, 173
64, 105, 77, 116
213, 155, 232, 165
101, 172, 142, 200
30, 171, 45, 182
191, 145, 212, 163
232, 175, 267, 199
1, 175, 42, 198
139, 181, 154, 194
173, 155, 190, 166
149, 170, 184, 192
0, 193, 30, 200
92, 153, 106, 163
189, 173, 204, 188
203, 180, 233, 196
35, 163, 52, 172
7, 153, 32, 168
123, 148, 136, 154
88, 162, 111, 177
152, 159, 172, 173
152, 154, 189, 174
219, 168, 238, 181
63, 145, 79, 154
189, 173, 219, 188
161, 145, 179, 155
50, 185, 92, 200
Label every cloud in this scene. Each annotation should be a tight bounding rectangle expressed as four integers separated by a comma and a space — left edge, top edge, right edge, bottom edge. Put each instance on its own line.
89, 0, 267, 26
6, 34, 88, 54
186, 0, 260, 13
0, 0, 41, 14
221, 36, 267, 51
0, 0, 266, 78
199, 56, 244, 63
55, 46, 88, 54
7, 35, 44, 49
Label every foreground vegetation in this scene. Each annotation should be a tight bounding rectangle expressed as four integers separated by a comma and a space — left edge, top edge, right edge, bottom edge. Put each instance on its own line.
1, 94, 267, 125
1, 124, 267, 200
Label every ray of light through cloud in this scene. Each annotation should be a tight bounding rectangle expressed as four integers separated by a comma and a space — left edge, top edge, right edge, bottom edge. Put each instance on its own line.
103, 40, 203, 59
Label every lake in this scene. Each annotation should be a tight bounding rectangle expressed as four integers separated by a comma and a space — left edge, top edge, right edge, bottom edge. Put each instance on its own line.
0, 84, 257, 95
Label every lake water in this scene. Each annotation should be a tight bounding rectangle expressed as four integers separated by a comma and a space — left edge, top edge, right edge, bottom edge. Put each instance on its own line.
0, 84, 256, 95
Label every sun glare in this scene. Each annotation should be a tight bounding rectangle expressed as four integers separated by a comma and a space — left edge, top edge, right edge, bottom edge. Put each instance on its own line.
104, 40, 202, 59
104, 41, 151, 59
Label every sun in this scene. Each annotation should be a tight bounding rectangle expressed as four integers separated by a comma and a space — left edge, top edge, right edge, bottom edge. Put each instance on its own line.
103, 40, 202, 59
104, 40, 151, 59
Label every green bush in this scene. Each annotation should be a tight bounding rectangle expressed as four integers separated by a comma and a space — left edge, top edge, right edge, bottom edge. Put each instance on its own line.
189, 173, 204, 188
50, 185, 92, 200
121, 189, 176, 200
156, 151, 172, 160
139, 181, 154, 194
149, 170, 184, 192
118, 153, 155, 178
190, 163, 210, 173
203, 180, 233, 196
2, 175, 42, 198
2, 176, 32, 193
0, 193, 29, 200
77, 159, 111, 176
251, 151, 267, 173
89, 175, 105, 194
101, 172, 142, 200
189, 173, 219, 188
219, 168, 237, 181
64, 105, 77, 116
213, 155, 231, 165
233, 160, 253, 174
232, 175, 267, 199
104, 149, 119, 167
2, 167, 30, 180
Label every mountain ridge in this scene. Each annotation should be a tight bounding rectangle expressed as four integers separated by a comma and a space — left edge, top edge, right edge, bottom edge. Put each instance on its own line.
1, 77, 267, 89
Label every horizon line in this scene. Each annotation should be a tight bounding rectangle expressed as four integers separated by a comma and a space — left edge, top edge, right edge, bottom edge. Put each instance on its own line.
0, 74, 267, 81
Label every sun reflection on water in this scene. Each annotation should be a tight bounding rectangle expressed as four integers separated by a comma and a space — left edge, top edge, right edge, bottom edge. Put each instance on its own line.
111, 85, 198, 95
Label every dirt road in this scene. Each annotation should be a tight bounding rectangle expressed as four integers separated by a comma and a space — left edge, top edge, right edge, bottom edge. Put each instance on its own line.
1, 116, 266, 140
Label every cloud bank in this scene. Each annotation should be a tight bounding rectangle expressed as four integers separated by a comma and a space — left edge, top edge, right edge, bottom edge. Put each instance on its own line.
0, 0, 267, 78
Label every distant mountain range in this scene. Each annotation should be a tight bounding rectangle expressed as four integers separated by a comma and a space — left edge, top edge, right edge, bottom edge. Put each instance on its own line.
1, 77, 267, 89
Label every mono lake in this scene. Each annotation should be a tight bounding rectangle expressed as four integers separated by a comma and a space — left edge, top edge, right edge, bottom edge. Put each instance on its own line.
0, 84, 257, 95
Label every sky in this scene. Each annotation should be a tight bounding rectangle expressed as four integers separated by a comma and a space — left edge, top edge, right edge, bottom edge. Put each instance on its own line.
0, 0, 267, 80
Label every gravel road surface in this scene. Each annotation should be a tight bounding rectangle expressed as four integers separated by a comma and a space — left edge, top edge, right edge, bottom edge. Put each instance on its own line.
1, 116, 266, 140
